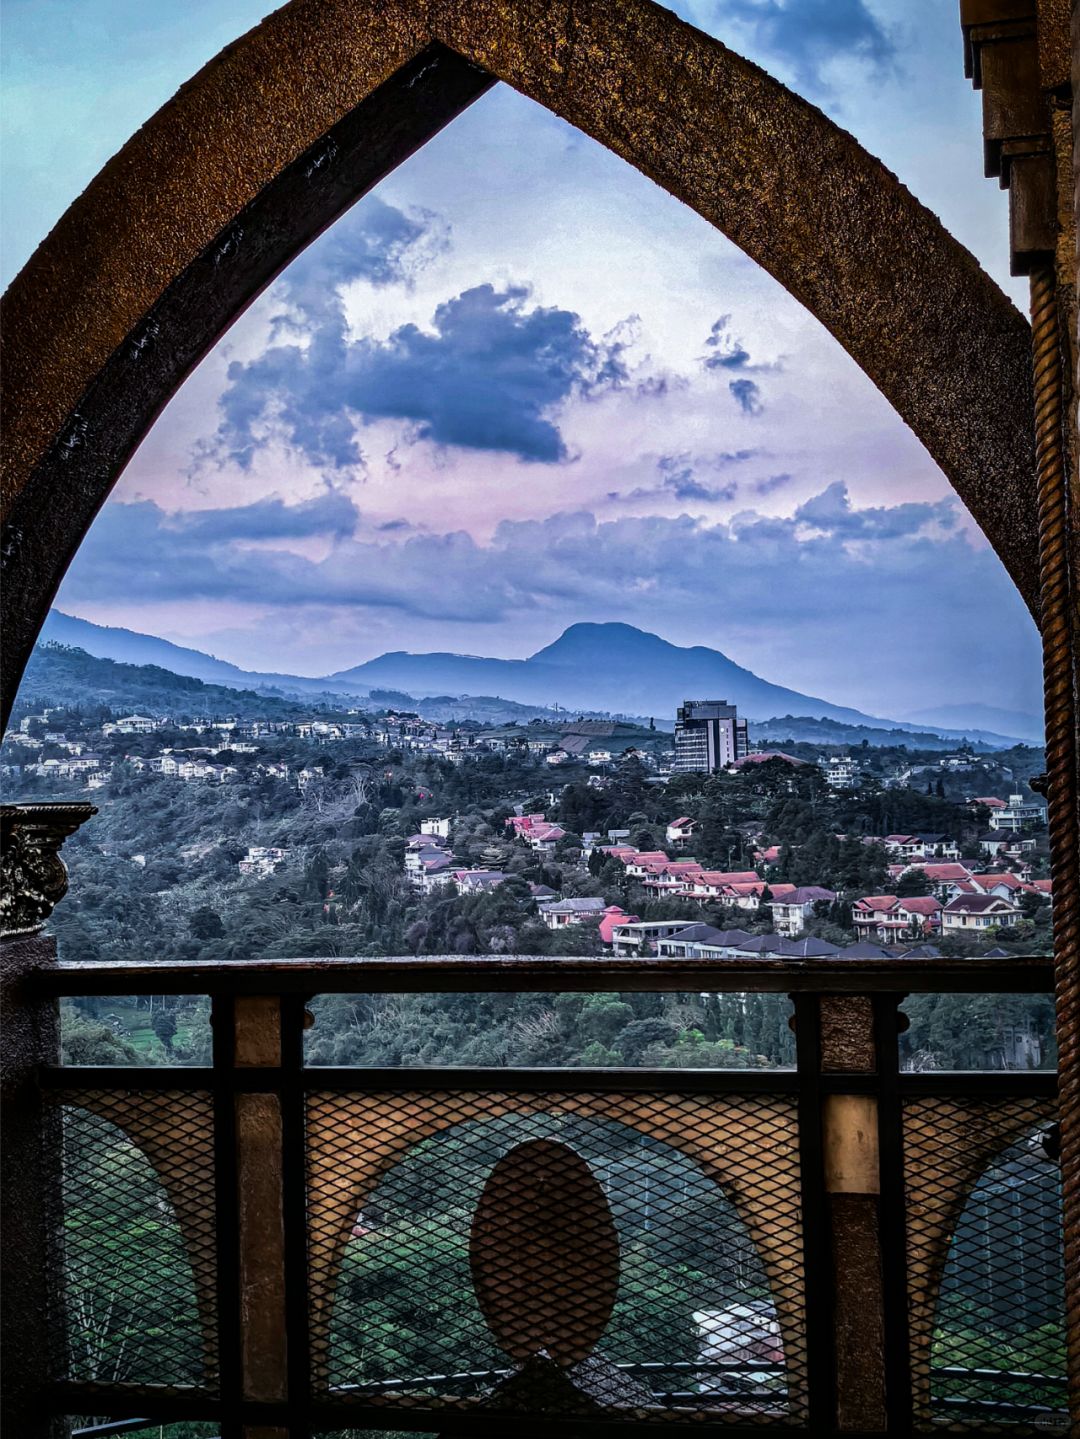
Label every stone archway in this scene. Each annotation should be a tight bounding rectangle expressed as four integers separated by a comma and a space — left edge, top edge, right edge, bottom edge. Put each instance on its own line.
0, 0, 1038, 728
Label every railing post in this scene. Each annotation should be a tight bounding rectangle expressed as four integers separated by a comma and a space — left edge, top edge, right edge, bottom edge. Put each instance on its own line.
218, 990, 310, 1439
231, 994, 290, 1439
1, 801, 95, 1439
800, 991, 909, 1432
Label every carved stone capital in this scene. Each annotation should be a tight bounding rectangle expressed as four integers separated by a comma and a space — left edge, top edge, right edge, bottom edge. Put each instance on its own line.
0, 802, 96, 938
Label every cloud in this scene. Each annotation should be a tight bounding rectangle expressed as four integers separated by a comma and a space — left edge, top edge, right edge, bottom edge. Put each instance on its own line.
701, 316, 773, 415
654, 452, 739, 502
204, 198, 631, 472
754, 472, 793, 495
703, 315, 752, 370
173, 492, 360, 543
720, 0, 895, 88
58, 479, 1041, 712
60, 484, 998, 634
274, 196, 449, 326
610, 450, 755, 505
794, 480, 956, 538
729, 378, 763, 415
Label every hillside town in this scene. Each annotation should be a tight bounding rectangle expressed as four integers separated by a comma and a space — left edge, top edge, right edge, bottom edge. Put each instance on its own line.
4, 683, 1052, 973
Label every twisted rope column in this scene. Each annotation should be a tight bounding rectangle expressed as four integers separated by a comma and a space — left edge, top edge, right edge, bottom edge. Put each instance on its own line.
1030, 262, 1080, 1427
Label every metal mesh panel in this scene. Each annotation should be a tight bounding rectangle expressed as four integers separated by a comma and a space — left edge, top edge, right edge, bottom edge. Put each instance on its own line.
308, 1089, 806, 1424
315, 1432, 436, 1438
58, 1092, 217, 1392
903, 1097, 1065, 1433
70, 1426, 220, 1438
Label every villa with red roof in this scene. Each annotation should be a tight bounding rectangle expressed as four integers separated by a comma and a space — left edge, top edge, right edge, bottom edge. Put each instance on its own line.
665, 817, 698, 848
719, 881, 798, 911
506, 813, 546, 836
598, 905, 639, 945
898, 861, 975, 898
853, 894, 943, 942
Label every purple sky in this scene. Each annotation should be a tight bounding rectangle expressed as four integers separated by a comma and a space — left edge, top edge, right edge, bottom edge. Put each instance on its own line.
3, 0, 1043, 720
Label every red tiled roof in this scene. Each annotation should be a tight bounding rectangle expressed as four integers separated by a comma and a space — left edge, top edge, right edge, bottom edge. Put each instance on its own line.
721, 881, 797, 897
897, 896, 942, 915
970, 796, 1006, 808
599, 906, 638, 944
854, 895, 899, 913
911, 863, 973, 881
972, 872, 1023, 891
696, 870, 761, 886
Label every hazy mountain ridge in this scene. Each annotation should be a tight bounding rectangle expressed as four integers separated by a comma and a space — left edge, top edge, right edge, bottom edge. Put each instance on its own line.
903, 702, 1044, 744
12, 644, 1027, 754
36, 611, 1034, 747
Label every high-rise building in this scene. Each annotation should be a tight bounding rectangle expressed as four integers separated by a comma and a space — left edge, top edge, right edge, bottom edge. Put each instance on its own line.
673, 700, 749, 773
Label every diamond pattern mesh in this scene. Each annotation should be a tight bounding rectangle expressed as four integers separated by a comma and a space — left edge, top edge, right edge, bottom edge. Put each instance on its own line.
307, 1089, 806, 1424
58, 1092, 217, 1392
903, 1097, 1065, 1433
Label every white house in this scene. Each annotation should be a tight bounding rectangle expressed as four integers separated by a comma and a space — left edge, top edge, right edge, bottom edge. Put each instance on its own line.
824, 755, 857, 789
609, 919, 699, 955
665, 816, 698, 848
941, 894, 1020, 933
770, 886, 836, 937
538, 897, 606, 929
989, 793, 1048, 831
238, 846, 289, 877
103, 714, 161, 735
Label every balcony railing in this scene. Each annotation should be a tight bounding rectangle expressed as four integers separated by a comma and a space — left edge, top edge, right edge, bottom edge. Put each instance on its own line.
3, 951, 1065, 1438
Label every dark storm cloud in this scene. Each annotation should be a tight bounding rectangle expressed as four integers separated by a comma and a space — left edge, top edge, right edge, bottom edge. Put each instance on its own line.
336, 284, 628, 461
722, 0, 895, 87
205, 196, 629, 473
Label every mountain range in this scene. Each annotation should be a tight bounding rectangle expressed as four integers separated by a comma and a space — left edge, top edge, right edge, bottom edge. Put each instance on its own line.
38, 611, 1039, 747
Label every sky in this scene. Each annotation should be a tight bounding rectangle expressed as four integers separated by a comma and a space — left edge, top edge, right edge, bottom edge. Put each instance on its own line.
1, 0, 1044, 722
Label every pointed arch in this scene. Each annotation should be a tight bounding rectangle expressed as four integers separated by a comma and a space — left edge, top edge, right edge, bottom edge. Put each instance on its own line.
0, 0, 1037, 726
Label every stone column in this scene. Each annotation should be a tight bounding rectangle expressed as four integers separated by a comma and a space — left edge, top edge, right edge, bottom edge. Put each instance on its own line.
1, 801, 96, 1439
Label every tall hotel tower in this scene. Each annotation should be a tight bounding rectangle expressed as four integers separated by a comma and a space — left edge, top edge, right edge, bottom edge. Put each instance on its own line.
673, 700, 749, 773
